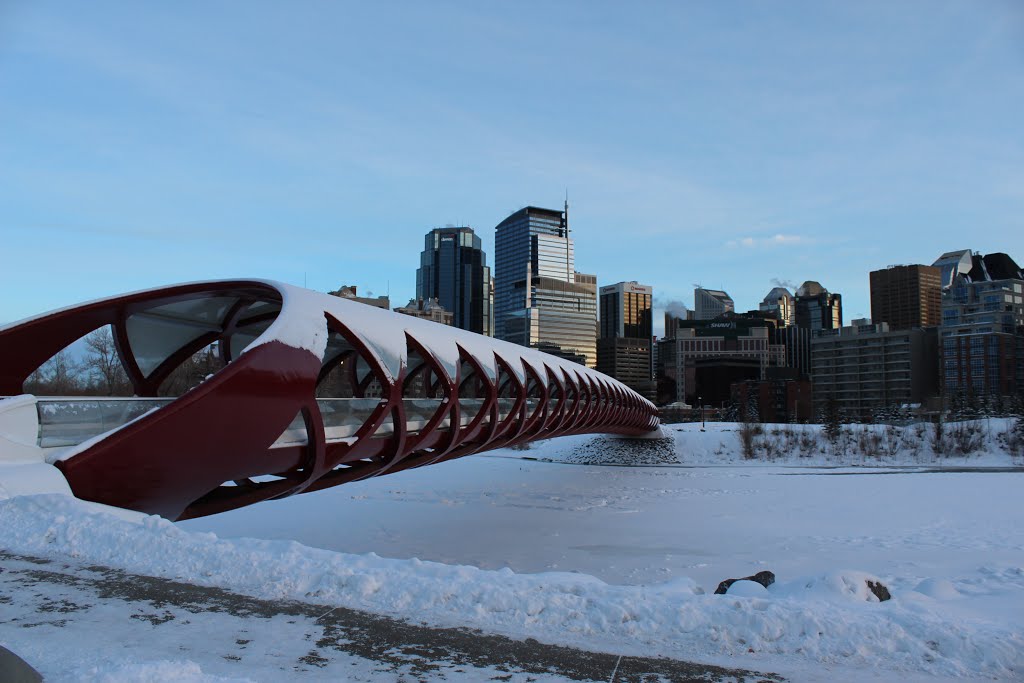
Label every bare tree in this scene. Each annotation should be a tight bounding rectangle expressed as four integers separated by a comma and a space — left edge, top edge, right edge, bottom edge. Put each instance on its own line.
81, 327, 132, 396
159, 343, 223, 397
23, 348, 83, 395
83, 328, 127, 395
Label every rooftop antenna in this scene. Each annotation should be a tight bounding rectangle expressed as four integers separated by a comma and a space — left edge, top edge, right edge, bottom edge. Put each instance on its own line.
564, 189, 569, 236
564, 189, 571, 280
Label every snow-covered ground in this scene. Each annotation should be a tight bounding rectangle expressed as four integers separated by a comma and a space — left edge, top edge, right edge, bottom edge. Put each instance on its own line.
2, 422, 1023, 681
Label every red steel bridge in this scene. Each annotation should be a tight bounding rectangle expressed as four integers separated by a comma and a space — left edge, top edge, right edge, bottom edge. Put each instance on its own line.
0, 281, 659, 520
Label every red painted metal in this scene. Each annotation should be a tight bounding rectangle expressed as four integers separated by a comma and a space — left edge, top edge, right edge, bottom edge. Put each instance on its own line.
61, 340, 320, 520
0, 281, 660, 520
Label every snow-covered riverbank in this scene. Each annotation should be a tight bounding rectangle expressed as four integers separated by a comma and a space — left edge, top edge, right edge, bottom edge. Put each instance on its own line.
2, 425, 1022, 681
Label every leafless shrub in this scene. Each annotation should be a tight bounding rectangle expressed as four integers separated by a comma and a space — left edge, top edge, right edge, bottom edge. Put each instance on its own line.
881, 424, 904, 458
1000, 419, 1024, 459
830, 426, 853, 458
738, 422, 764, 459
856, 427, 883, 459
779, 424, 796, 451
930, 420, 948, 456
757, 433, 783, 461
798, 429, 818, 457
948, 421, 984, 456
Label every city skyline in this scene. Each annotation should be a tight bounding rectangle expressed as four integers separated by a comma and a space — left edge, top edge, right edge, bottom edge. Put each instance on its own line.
2, 2, 1022, 334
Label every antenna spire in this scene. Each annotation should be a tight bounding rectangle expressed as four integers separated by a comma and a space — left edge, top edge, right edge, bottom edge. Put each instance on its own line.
563, 190, 571, 280
564, 189, 569, 236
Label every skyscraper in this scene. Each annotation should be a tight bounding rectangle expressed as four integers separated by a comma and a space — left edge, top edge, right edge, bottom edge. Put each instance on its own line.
416, 226, 492, 336
869, 265, 942, 330
794, 281, 842, 331
937, 251, 1024, 397
493, 204, 597, 367
597, 281, 654, 399
694, 288, 734, 320
759, 287, 794, 326
932, 249, 974, 290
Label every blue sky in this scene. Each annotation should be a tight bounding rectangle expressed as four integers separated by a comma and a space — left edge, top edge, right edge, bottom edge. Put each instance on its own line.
2, 1, 1022, 334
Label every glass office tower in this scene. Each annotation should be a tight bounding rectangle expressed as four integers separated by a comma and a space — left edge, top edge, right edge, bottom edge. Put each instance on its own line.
416, 227, 492, 336
597, 281, 655, 399
794, 281, 843, 331
493, 205, 597, 367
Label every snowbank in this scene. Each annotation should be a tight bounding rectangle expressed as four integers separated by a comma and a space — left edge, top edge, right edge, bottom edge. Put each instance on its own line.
534, 419, 1023, 468
1, 493, 1020, 680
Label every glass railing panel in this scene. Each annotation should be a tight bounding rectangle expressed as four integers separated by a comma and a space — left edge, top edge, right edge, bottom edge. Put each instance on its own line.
524, 398, 540, 419
370, 411, 396, 437
457, 398, 484, 426
405, 398, 444, 433
496, 397, 517, 421
317, 398, 381, 442
37, 400, 104, 448
36, 398, 173, 448
273, 412, 308, 447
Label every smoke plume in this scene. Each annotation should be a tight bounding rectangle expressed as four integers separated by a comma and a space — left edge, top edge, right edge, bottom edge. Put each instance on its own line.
770, 278, 798, 291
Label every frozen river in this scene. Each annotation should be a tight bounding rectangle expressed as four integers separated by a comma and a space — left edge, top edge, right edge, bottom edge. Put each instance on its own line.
181, 442, 1024, 599
4, 427, 1023, 681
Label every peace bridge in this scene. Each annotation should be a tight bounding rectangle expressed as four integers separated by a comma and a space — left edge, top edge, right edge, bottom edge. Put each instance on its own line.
0, 280, 659, 520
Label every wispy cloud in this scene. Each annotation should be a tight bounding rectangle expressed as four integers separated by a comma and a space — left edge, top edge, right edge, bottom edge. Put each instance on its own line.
726, 234, 807, 249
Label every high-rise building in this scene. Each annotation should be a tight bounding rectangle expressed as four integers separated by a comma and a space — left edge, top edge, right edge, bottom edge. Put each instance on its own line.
416, 226, 492, 336
493, 204, 597, 367
811, 322, 939, 420
759, 287, 795, 326
869, 265, 942, 331
658, 313, 785, 406
794, 281, 842, 331
937, 251, 1024, 397
574, 272, 597, 295
694, 288, 734, 320
932, 249, 974, 290
597, 281, 654, 399
574, 271, 599, 352
600, 281, 652, 339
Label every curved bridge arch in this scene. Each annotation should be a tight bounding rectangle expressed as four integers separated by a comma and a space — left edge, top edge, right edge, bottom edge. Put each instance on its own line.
0, 280, 659, 520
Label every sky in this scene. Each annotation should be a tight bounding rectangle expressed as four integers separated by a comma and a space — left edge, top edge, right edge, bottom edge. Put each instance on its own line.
1, 1, 1022, 335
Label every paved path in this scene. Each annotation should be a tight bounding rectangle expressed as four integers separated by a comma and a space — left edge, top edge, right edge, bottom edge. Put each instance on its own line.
0, 551, 784, 682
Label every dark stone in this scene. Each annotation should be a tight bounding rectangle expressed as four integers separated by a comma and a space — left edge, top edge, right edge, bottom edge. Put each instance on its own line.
0, 645, 42, 683
866, 579, 891, 602
714, 570, 776, 595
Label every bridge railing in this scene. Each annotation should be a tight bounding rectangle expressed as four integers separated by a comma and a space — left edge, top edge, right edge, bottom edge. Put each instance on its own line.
36, 398, 174, 448
34, 397, 556, 450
